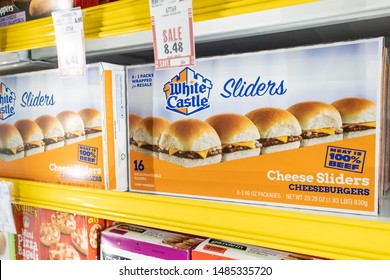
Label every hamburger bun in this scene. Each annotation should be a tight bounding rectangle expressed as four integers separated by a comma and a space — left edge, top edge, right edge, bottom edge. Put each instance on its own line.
56, 111, 86, 145
245, 107, 302, 154
331, 97, 376, 139
78, 108, 102, 139
287, 101, 343, 146
205, 113, 261, 161
128, 114, 142, 149
159, 119, 222, 168
132, 116, 171, 158
35, 115, 65, 151
29, 0, 73, 17
0, 232, 6, 255
14, 119, 44, 157
0, 123, 24, 161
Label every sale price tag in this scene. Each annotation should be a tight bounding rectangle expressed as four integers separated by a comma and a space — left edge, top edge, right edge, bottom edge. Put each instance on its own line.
0, 181, 16, 234
149, 0, 195, 70
52, 7, 86, 76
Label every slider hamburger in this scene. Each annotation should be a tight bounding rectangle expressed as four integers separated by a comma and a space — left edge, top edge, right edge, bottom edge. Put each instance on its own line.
331, 97, 376, 139
0, 231, 6, 255
35, 115, 65, 151
287, 101, 343, 146
159, 119, 222, 168
29, 0, 73, 17
132, 116, 171, 158
56, 111, 86, 145
205, 113, 261, 161
78, 108, 102, 139
14, 119, 45, 157
128, 114, 142, 150
245, 108, 302, 154
0, 123, 24, 161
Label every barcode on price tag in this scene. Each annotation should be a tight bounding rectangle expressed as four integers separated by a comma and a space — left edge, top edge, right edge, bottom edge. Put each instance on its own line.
149, 0, 195, 70
52, 7, 86, 77
0, 181, 16, 234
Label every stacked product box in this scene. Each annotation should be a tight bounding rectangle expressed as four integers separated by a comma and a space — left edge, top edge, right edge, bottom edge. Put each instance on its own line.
13, 204, 105, 260
0, 63, 128, 190
0, 0, 112, 27
100, 223, 206, 260
127, 37, 388, 216
0, 231, 16, 260
192, 238, 323, 260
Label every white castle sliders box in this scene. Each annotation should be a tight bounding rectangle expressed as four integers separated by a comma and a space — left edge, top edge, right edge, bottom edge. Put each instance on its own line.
127, 38, 388, 215
0, 63, 127, 190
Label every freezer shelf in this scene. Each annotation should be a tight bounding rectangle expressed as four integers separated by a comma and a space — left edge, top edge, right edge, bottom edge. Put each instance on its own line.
7, 178, 390, 260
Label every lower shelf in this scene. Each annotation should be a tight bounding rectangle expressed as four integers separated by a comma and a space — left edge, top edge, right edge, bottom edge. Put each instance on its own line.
6, 177, 390, 260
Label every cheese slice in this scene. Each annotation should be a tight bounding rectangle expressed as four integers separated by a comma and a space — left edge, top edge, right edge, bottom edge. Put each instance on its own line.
93, 126, 103, 131
30, 141, 42, 147
309, 128, 335, 135
71, 130, 82, 137
169, 147, 179, 155
361, 121, 376, 127
51, 137, 59, 143
137, 141, 148, 147
169, 147, 209, 159
343, 121, 376, 128
221, 141, 257, 149
275, 136, 288, 143
10, 147, 17, 155
235, 141, 256, 149
195, 149, 209, 159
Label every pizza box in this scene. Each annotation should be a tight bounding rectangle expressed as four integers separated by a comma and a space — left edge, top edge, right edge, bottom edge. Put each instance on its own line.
13, 204, 105, 260
0, 0, 102, 27
192, 238, 323, 260
100, 223, 205, 260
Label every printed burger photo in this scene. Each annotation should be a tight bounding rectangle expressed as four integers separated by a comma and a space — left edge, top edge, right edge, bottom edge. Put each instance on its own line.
205, 113, 261, 161
245, 107, 302, 154
158, 119, 222, 168
0, 123, 24, 161
132, 116, 171, 158
331, 97, 376, 139
287, 101, 343, 147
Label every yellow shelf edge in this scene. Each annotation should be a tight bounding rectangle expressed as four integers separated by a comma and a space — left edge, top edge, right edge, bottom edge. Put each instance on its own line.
6, 178, 390, 260
0, 0, 316, 52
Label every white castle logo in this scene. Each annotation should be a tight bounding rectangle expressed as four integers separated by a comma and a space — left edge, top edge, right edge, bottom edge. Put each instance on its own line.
0, 82, 16, 121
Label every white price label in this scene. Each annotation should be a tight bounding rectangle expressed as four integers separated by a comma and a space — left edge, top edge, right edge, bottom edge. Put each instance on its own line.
52, 8, 86, 76
149, 0, 195, 70
0, 181, 16, 234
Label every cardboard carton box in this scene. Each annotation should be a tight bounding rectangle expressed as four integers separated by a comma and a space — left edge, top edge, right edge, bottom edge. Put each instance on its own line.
0, 63, 128, 191
0, 0, 105, 27
127, 38, 388, 215
192, 238, 322, 260
101, 223, 205, 260
13, 204, 105, 260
